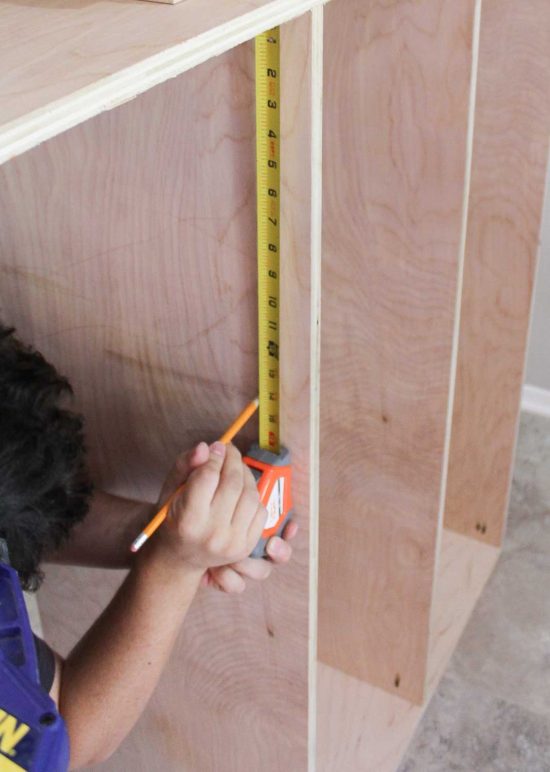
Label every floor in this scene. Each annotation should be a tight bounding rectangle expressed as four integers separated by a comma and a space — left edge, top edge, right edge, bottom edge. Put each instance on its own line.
399, 412, 550, 772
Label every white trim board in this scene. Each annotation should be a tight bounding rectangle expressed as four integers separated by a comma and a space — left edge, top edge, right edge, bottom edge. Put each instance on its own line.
308, 7, 324, 771
0, 0, 328, 166
522, 385, 550, 418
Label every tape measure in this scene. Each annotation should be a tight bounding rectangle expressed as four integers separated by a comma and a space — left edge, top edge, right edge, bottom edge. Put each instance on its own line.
255, 27, 280, 454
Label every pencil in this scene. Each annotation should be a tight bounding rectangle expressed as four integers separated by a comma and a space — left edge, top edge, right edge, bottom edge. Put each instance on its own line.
130, 397, 259, 553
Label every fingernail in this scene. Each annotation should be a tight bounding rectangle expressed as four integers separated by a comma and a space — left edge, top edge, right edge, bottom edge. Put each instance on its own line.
210, 441, 226, 457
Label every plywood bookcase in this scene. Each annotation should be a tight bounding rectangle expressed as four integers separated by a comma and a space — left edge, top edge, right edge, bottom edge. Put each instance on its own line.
0, 1, 548, 770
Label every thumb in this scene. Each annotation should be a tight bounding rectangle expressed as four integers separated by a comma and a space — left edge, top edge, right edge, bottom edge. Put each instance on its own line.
157, 442, 210, 506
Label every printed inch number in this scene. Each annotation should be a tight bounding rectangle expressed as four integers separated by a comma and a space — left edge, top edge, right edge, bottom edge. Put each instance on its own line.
256, 27, 280, 454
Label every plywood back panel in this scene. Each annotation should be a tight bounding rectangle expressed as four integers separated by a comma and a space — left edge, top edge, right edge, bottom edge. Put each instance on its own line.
318, 0, 475, 704
0, 16, 316, 770
445, 0, 550, 545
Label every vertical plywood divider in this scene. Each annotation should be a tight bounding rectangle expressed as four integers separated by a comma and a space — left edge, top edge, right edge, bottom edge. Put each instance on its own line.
0, 15, 318, 771
319, 0, 475, 704
445, 0, 550, 546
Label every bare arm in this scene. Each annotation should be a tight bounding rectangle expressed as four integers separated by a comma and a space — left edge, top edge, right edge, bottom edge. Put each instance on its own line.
52, 443, 267, 769
59, 546, 203, 768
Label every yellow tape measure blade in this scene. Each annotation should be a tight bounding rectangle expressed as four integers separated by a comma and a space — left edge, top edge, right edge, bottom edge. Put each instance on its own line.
256, 28, 280, 454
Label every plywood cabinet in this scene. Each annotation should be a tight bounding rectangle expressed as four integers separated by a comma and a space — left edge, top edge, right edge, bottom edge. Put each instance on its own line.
1, 1, 548, 769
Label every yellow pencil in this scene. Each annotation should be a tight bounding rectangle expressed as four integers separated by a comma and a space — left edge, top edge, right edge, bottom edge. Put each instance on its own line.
130, 397, 259, 553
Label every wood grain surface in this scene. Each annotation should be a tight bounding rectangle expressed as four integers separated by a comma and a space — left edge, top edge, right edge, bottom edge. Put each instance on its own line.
317, 663, 422, 772
318, 0, 475, 704
317, 529, 498, 772
0, 0, 325, 163
445, 0, 550, 546
0, 16, 316, 770
427, 529, 499, 695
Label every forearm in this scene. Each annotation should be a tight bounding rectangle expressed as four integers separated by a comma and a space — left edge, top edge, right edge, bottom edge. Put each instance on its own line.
48, 490, 155, 569
59, 545, 202, 768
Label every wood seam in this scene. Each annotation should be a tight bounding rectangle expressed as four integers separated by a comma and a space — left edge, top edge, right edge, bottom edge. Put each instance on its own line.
0, 0, 329, 166
425, 0, 483, 700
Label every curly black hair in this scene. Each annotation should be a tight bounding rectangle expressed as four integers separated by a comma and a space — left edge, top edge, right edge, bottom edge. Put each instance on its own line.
0, 324, 92, 590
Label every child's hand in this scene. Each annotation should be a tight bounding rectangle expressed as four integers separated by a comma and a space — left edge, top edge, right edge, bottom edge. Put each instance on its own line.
202, 520, 299, 593
154, 442, 267, 573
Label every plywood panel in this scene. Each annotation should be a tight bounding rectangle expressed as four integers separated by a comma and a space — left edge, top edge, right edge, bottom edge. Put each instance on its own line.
0, 15, 317, 770
319, 0, 475, 704
445, 0, 550, 546
427, 529, 499, 695
317, 531, 498, 772
318, 663, 422, 772
0, 0, 325, 163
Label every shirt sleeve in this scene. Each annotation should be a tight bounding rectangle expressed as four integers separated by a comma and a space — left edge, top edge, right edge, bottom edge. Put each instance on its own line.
33, 633, 56, 694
